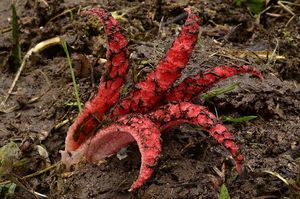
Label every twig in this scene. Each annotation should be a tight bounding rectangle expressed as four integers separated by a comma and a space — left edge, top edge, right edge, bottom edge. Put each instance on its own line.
280, 1, 300, 6
266, 38, 279, 67
37, 0, 49, 7
264, 170, 289, 185
265, 13, 282, 17
28, 69, 51, 103
0, 70, 51, 113
49, 8, 76, 22
1, 37, 61, 105
278, 1, 296, 26
110, 4, 142, 22
285, 15, 295, 27
0, 161, 60, 186
54, 118, 72, 130
23, 161, 61, 179
212, 52, 251, 64
1, 37, 82, 114
0, 27, 12, 33
278, 1, 295, 16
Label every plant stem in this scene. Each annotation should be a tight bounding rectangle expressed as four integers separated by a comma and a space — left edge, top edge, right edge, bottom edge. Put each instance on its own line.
60, 39, 82, 112
11, 4, 22, 71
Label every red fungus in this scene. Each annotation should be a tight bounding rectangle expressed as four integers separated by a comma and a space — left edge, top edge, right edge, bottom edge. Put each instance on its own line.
165, 65, 263, 102
109, 7, 200, 116
148, 102, 244, 172
62, 6, 263, 191
62, 114, 161, 191
65, 8, 129, 151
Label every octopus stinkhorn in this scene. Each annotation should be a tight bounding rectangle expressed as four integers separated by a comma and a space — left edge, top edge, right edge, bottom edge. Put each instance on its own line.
61, 7, 263, 191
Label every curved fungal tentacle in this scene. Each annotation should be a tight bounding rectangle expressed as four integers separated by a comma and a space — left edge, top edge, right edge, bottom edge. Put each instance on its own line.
165, 65, 263, 102
148, 102, 244, 172
62, 114, 161, 191
65, 8, 129, 151
110, 6, 200, 117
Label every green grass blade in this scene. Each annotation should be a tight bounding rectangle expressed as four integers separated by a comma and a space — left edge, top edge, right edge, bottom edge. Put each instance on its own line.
0, 142, 20, 176
234, 0, 265, 14
6, 182, 16, 198
11, 4, 22, 70
248, 0, 265, 14
202, 83, 240, 100
0, 182, 16, 199
297, 170, 300, 186
60, 39, 82, 112
219, 184, 231, 199
222, 115, 257, 124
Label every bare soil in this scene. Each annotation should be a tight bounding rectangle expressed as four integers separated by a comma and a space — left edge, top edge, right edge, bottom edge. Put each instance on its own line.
0, 0, 299, 198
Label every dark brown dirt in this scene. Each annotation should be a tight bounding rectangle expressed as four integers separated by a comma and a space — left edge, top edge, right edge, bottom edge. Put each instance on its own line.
0, 0, 299, 198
